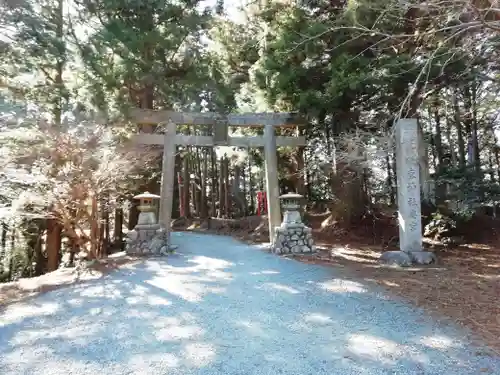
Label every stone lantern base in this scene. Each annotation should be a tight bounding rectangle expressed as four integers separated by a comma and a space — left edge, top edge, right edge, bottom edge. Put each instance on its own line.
271, 193, 316, 255
272, 223, 315, 255
125, 225, 172, 256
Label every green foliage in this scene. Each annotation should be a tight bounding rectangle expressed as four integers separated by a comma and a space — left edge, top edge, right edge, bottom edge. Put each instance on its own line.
424, 211, 458, 239
436, 166, 500, 215
74, 0, 224, 114
0, 0, 71, 121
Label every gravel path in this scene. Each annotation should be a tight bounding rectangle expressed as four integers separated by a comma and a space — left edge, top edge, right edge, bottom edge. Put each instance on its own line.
1, 232, 498, 375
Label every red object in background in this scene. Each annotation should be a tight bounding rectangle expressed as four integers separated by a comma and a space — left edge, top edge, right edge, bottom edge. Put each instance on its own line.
257, 191, 267, 216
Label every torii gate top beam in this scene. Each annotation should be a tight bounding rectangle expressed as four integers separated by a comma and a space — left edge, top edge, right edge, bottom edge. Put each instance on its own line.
134, 133, 306, 148
129, 109, 306, 128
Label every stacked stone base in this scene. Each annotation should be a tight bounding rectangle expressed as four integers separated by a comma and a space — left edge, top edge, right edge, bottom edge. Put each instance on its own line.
125, 225, 172, 256
272, 224, 316, 255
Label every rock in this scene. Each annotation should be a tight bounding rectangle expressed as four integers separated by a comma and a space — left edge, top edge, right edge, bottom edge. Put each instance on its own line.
409, 251, 436, 265
127, 230, 138, 242
271, 224, 315, 255
379, 251, 412, 267
171, 216, 188, 228
149, 236, 166, 255
270, 207, 315, 255
125, 225, 166, 256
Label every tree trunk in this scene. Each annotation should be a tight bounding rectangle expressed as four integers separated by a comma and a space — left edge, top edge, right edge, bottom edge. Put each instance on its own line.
495, 145, 500, 183
53, 0, 64, 127
99, 194, 109, 257
233, 165, 245, 217
248, 151, 255, 215
90, 194, 98, 259
445, 116, 457, 167
46, 218, 62, 271
194, 152, 203, 217
224, 157, 231, 218
471, 84, 481, 173
67, 208, 78, 267
391, 145, 397, 198
489, 146, 496, 183
433, 103, 444, 166
433, 98, 446, 205
172, 151, 182, 219
69, 242, 77, 267
7, 228, 15, 280
453, 90, 466, 169
191, 179, 198, 216
128, 32, 158, 226
418, 122, 432, 203
294, 126, 306, 195
218, 157, 225, 217
329, 137, 368, 226
182, 154, 191, 218
33, 226, 44, 276
385, 153, 395, 205
241, 165, 247, 215
428, 123, 438, 172
113, 203, 124, 252
210, 150, 217, 217
1, 222, 7, 264
329, 166, 367, 226
177, 171, 184, 217
200, 150, 209, 218
463, 86, 474, 168
128, 199, 139, 230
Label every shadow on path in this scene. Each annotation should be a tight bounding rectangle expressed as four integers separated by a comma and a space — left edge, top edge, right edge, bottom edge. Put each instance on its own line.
1, 232, 498, 374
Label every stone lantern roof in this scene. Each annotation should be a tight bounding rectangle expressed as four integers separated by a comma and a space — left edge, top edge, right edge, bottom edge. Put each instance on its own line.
279, 193, 303, 200
133, 192, 160, 200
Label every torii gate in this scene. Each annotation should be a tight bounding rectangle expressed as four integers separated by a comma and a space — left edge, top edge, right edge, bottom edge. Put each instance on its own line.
130, 109, 306, 247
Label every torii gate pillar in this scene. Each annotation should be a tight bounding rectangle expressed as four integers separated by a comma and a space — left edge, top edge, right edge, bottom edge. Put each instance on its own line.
264, 124, 281, 244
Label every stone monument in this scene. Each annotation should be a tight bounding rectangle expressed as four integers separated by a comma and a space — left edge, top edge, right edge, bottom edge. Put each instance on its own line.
272, 193, 315, 254
380, 119, 436, 266
125, 192, 171, 256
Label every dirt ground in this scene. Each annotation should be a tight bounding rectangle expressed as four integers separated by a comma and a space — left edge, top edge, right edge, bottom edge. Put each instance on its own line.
180, 214, 500, 355
298, 241, 500, 355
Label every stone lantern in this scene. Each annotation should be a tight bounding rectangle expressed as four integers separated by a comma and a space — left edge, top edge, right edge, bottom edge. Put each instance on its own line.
272, 193, 315, 255
126, 191, 170, 256
280, 193, 304, 226
134, 192, 160, 228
